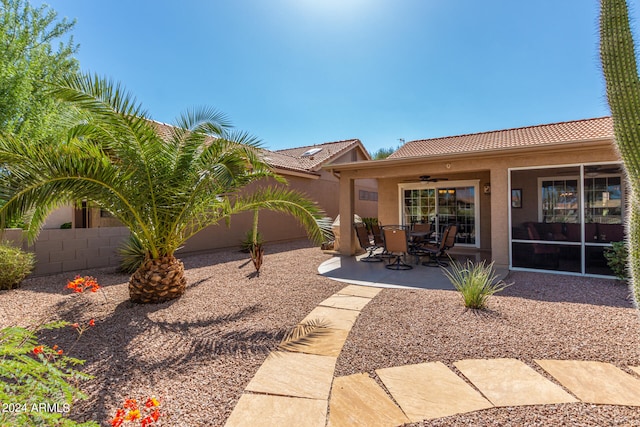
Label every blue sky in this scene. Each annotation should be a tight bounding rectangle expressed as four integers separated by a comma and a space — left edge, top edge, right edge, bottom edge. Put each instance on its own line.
40, 0, 637, 153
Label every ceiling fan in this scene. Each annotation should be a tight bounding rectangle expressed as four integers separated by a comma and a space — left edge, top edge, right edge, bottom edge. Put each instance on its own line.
419, 175, 448, 182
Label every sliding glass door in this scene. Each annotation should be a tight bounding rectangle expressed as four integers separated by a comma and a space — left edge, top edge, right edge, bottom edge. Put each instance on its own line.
400, 180, 479, 247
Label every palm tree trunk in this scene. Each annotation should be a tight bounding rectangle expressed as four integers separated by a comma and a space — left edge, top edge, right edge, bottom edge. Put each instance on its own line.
128, 255, 187, 303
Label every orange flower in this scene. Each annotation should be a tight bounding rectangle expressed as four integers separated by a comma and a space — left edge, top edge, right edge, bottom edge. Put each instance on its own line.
110, 409, 125, 427
33, 345, 44, 354
53, 345, 58, 350
57, 349, 63, 355
150, 409, 160, 421
144, 397, 159, 408
123, 399, 138, 410
71, 323, 80, 329
124, 409, 140, 421
89, 319, 96, 327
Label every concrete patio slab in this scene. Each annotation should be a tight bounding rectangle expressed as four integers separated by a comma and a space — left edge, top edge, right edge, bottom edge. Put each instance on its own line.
302, 306, 361, 331
454, 358, 577, 407
319, 294, 372, 311
224, 394, 326, 427
283, 327, 349, 357
376, 361, 493, 422
337, 284, 383, 298
328, 373, 410, 427
535, 360, 640, 406
245, 351, 336, 400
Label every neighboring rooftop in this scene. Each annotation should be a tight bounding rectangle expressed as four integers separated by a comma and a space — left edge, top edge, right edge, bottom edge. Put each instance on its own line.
389, 117, 614, 159
275, 139, 370, 171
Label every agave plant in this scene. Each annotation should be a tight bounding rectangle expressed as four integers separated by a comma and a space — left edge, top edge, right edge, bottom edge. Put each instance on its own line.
0, 73, 331, 303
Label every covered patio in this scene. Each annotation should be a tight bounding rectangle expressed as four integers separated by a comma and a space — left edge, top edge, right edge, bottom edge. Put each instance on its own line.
319, 247, 497, 290
325, 117, 623, 279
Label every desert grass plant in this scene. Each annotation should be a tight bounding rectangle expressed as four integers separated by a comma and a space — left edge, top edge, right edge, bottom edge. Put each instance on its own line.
0, 322, 98, 427
443, 259, 510, 310
0, 242, 35, 290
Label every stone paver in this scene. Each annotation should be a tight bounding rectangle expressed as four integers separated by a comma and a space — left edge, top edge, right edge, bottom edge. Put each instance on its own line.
319, 294, 372, 311
376, 361, 493, 422
328, 373, 410, 427
630, 366, 640, 377
337, 284, 383, 298
302, 306, 361, 331
454, 358, 577, 407
284, 327, 349, 357
225, 394, 326, 427
245, 351, 336, 400
536, 359, 640, 406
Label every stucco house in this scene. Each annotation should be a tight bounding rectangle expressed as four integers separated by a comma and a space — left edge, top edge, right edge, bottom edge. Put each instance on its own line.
326, 116, 623, 277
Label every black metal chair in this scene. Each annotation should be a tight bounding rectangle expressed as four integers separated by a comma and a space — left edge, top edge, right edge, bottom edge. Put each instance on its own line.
371, 223, 393, 260
421, 224, 458, 267
382, 226, 413, 270
354, 223, 383, 262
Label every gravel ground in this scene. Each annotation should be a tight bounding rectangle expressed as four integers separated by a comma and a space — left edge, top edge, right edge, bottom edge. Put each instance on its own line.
4, 245, 640, 426
1, 240, 341, 426
335, 271, 640, 426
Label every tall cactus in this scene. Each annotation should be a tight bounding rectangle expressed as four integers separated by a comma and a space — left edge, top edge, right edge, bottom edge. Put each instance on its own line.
600, 0, 640, 307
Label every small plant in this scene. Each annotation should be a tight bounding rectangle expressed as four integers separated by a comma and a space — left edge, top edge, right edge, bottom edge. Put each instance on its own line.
0, 242, 35, 290
0, 322, 99, 427
240, 229, 263, 253
361, 217, 378, 233
60, 222, 72, 229
118, 234, 147, 274
443, 259, 510, 310
604, 241, 629, 282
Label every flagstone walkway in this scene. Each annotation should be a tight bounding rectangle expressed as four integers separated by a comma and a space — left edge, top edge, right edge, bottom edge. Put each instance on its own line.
225, 284, 640, 427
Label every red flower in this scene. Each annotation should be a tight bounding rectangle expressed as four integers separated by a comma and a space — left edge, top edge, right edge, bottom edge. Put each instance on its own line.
57, 349, 63, 355
123, 399, 138, 410
150, 409, 160, 421
89, 319, 96, 327
110, 409, 125, 427
144, 397, 159, 408
33, 345, 44, 354
71, 323, 80, 329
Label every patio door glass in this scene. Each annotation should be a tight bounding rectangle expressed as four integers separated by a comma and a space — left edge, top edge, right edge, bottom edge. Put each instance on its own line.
402, 184, 476, 245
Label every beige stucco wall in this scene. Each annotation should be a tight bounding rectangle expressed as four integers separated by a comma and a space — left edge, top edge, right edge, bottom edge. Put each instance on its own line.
334, 141, 620, 269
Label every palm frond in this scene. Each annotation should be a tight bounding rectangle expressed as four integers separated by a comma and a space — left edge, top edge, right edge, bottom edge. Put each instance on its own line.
278, 318, 332, 352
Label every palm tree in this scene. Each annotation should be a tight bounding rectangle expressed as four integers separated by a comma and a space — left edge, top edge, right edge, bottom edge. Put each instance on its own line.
0, 73, 330, 303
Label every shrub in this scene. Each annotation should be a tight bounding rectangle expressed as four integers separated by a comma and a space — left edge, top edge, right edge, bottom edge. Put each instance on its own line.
0, 322, 99, 427
60, 222, 72, 229
604, 241, 629, 282
117, 234, 147, 274
361, 217, 378, 232
443, 259, 510, 310
0, 242, 35, 290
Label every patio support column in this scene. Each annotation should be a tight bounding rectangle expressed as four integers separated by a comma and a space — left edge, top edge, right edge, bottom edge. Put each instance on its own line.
490, 167, 509, 269
339, 174, 356, 255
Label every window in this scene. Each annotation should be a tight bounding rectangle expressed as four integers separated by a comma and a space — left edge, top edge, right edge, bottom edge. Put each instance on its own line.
359, 190, 378, 201
539, 178, 579, 223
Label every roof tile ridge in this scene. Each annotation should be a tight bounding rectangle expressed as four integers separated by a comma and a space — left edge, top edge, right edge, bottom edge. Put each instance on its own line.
274, 138, 359, 152
407, 116, 612, 144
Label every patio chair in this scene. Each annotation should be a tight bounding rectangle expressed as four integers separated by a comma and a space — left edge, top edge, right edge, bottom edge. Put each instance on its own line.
371, 223, 393, 260
421, 224, 458, 267
526, 223, 560, 268
354, 223, 383, 262
382, 226, 413, 270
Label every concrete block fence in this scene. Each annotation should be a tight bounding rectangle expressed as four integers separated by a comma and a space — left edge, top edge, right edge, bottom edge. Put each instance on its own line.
2, 227, 130, 276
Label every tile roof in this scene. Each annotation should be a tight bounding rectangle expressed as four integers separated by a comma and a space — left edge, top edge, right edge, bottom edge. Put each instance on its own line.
150, 120, 364, 175
388, 117, 614, 159
275, 139, 366, 171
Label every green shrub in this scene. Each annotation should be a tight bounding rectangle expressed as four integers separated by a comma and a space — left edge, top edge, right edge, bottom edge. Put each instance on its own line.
117, 234, 147, 274
361, 217, 378, 232
240, 229, 263, 253
443, 259, 510, 310
60, 222, 72, 229
0, 322, 99, 427
604, 241, 629, 282
0, 243, 35, 290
